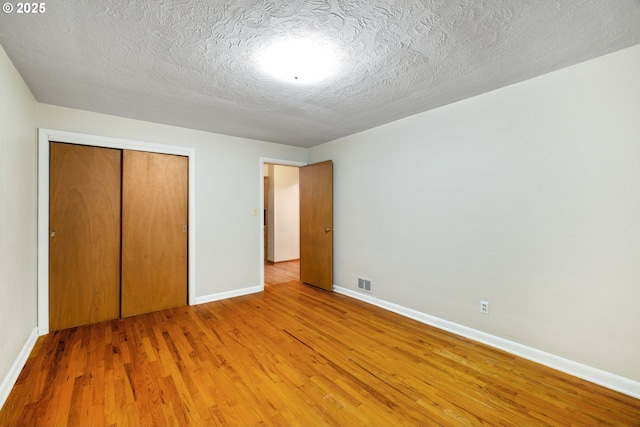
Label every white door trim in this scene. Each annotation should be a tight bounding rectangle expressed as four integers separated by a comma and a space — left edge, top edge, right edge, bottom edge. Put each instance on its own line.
259, 157, 307, 288
37, 128, 196, 335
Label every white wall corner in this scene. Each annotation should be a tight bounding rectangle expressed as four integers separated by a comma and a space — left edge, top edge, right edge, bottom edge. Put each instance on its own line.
334, 286, 640, 400
0, 328, 38, 411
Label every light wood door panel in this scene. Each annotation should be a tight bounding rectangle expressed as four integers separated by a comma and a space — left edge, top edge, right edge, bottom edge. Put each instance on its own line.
300, 160, 333, 291
121, 150, 188, 317
49, 142, 121, 331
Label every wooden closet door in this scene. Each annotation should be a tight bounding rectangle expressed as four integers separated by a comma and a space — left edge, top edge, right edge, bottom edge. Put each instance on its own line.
49, 142, 121, 330
121, 150, 188, 317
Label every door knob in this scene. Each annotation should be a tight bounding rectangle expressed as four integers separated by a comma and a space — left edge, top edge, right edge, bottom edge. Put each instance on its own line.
50, 229, 56, 238
325, 227, 333, 233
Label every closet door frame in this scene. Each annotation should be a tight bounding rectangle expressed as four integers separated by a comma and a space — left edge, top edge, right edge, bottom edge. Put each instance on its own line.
37, 128, 196, 335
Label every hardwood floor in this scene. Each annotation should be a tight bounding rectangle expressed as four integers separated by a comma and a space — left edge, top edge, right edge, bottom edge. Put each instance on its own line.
264, 260, 299, 286
1, 280, 639, 426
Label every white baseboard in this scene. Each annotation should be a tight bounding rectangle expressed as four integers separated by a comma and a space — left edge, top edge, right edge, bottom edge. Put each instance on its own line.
334, 286, 640, 400
0, 327, 38, 411
195, 285, 263, 305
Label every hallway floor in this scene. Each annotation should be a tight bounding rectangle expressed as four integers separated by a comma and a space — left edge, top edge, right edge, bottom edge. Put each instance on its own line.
264, 259, 299, 286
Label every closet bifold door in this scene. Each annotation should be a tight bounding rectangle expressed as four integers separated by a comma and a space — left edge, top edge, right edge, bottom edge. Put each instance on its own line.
49, 142, 122, 331
121, 150, 188, 317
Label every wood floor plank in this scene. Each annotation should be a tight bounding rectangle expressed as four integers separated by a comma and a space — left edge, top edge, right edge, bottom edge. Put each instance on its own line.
1, 280, 639, 426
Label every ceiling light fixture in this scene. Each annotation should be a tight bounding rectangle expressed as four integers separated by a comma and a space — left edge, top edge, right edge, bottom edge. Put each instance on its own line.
258, 38, 339, 84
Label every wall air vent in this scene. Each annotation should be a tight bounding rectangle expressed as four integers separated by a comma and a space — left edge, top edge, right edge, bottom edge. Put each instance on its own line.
357, 276, 372, 293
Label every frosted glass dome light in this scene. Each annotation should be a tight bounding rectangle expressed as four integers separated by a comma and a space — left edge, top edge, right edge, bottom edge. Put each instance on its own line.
259, 38, 339, 84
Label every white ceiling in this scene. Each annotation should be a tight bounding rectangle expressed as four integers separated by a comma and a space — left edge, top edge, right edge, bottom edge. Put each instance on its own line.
1, 1, 640, 148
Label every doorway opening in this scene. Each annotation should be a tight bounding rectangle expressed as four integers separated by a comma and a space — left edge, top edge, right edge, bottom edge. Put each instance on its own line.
259, 158, 306, 287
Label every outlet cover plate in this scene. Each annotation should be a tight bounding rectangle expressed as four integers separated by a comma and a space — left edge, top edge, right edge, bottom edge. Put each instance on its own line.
480, 301, 489, 315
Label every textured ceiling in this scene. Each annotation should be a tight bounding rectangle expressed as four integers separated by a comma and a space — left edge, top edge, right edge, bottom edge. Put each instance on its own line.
1, 1, 640, 147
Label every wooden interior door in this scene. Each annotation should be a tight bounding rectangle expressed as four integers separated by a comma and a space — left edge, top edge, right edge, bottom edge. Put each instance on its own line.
121, 150, 188, 317
300, 160, 333, 291
49, 142, 121, 330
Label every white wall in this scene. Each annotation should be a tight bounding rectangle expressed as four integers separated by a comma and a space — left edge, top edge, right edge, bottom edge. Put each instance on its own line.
0, 45, 38, 406
36, 104, 308, 299
267, 165, 300, 262
310, 44, 640, 383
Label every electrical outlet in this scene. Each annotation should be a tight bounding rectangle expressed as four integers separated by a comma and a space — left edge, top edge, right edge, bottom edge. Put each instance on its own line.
480, 301, 489, 315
